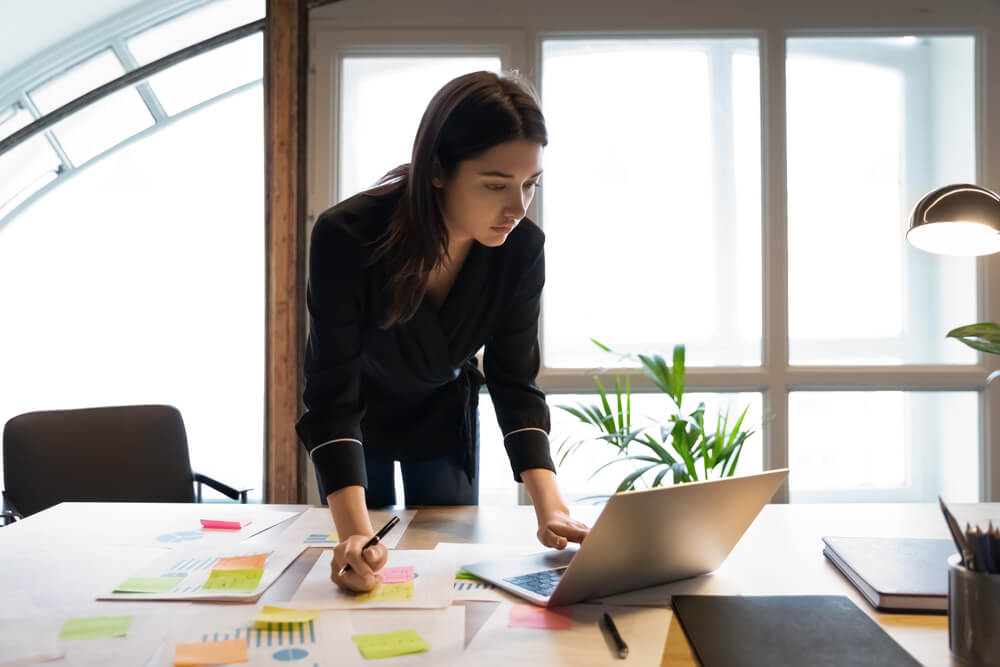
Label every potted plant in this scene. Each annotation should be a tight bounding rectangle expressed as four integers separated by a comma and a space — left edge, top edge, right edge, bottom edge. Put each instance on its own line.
555, 340, 767, 498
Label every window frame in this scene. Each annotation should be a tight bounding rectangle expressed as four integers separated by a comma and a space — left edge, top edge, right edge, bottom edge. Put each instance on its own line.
309, 2, 1000, 503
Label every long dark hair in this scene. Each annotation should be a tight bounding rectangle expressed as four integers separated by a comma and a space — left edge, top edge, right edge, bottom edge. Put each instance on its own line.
366, 70, 548, 328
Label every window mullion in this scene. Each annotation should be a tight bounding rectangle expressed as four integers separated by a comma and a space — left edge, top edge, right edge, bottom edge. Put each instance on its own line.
110, 39, 169, 123
20, 92, 74, 172
762, 28, 790, 501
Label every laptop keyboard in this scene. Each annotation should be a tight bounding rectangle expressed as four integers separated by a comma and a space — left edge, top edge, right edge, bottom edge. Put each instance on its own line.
504, 567, 567, 597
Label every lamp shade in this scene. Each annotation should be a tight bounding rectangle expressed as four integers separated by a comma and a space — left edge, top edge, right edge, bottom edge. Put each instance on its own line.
906, 184, 1000, 256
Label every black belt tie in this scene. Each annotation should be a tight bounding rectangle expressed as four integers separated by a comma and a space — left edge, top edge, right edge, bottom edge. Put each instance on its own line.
455, 357, 485, 485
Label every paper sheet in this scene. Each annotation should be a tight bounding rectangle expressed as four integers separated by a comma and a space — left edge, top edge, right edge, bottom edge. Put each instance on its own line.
433, 542, 546, 602
0, 504, 300, 550
0, 609, 183, 667
98, 544, 305, 601
147, 604, 463, 667
275, 508, 415, 548
290, 550, 455, 609
464, 602, 671, 666
335, 607, 464, 666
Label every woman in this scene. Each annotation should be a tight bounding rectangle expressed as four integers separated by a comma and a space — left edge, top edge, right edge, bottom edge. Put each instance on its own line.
296, 70, 589, 593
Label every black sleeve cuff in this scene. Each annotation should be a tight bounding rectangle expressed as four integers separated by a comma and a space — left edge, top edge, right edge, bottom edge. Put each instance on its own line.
504, 429, 556, 482
310, 439, 368, 498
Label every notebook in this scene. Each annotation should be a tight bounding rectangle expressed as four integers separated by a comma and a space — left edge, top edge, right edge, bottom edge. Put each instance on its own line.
821, 536, 956, 613
671, 595, 921, 667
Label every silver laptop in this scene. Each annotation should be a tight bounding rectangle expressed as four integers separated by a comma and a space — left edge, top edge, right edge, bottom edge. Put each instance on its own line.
463, 468, 788, 607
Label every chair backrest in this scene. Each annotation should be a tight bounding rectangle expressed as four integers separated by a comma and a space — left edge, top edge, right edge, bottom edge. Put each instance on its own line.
2, 404, 196, 517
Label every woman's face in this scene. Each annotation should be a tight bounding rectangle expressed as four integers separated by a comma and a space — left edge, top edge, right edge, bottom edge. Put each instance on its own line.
432, 138, 544, 248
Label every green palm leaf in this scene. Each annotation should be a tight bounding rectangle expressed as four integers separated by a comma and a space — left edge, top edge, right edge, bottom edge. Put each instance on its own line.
947, 322, 1000, 355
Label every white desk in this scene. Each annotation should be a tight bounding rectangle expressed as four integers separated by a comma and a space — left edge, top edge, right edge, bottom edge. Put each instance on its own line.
2, 501, 990, 666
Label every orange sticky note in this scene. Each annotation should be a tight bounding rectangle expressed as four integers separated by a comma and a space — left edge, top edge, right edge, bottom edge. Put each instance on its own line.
508, 604, 573, 630
213, 553, 267, 570
174, 638, 249, 666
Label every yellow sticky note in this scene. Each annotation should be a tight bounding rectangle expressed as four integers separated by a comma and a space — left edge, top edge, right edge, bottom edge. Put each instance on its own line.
214, 554, 267, 571
355, 581, 414, 603
325, 531, 339, 542
201, 568, 263, 593
174, 638, 249, 666
251, 606, 321, 629
351, 630, 430, 660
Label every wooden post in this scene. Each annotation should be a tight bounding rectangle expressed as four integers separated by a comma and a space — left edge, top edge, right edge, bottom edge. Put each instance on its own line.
264, 0, 307, 503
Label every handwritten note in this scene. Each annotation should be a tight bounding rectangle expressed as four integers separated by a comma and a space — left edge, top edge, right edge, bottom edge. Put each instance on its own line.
113, 575, 185, 594
351, 630, 430, 660
355, 581, 414, 603
252, 606, 320, 628
174, 638, 249, 666
59, 616, 132, 640
202, 568, 263, 593
200, 519, 251, 530
508, 604, 573, 630
377, 566, 414, 584
214, 553, 267, 570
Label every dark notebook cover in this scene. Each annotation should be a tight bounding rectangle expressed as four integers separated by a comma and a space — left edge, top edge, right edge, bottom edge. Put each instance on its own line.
821, 536, 956, 612
671, 595, 921, 667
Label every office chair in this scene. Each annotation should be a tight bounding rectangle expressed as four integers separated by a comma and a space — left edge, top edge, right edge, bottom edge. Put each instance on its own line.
1, 404, 251, 525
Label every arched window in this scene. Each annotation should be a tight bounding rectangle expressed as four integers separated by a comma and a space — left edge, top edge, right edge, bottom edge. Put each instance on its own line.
0, 0, 266, 500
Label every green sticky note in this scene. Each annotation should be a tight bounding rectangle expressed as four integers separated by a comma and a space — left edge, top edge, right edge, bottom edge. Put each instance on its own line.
455, 569, 478, 581
351, 630, 430, 660
114, 575, 185, 593
202, 568, 263, 593
59, 616, 133, 640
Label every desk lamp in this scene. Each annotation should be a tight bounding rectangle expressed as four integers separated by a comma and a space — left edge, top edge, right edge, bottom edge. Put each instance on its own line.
906, 184, 1000, 361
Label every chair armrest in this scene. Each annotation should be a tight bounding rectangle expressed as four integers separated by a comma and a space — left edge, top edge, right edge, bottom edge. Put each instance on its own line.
1, 492, 23, 525
193, 472, 253, 504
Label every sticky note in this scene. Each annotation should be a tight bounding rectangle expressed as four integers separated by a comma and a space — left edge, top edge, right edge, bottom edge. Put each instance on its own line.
59, 616, 132, 640
508, 604, 573, 630
213, 553, 267, 570
325, 531, 339, 542
455, 569, 478, 581
200, 519, 251, 530
114, 575, 185, 594
351, 630, 430, 660
355, 581, 414, 602
202, 568, 263, 593
377, 565, 414, 584
174, 638, 249, 666
251, 606, 320, 628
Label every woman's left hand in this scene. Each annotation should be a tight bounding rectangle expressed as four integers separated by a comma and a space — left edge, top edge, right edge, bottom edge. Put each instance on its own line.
536, 510, 589, 550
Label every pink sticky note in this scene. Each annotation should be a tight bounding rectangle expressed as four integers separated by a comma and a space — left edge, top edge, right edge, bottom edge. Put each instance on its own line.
508, 604, 573, 630
200, 519, 252, 530
378, 566, 415, 584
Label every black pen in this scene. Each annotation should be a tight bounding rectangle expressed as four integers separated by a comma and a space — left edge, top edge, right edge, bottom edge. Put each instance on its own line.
603, 612, 629, 659
337, 515, 400, 577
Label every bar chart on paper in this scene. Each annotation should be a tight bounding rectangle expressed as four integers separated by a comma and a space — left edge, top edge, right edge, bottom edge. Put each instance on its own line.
100, 545, 304, 601
167, 550, 275, 593
192, 621, 321, 666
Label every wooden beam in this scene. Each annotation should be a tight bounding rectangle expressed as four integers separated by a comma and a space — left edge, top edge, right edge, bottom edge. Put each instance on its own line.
264, 0, 307, 503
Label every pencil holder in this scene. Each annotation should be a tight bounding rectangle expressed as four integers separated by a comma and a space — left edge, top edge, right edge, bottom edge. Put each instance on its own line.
949, 554, 1000, 666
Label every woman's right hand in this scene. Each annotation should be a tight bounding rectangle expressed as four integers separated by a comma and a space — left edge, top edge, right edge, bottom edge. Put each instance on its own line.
330, 534, 389, 593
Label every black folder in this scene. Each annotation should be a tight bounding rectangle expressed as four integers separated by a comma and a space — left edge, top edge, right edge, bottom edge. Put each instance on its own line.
671, 595, 921, 667
822, 536, 955, 613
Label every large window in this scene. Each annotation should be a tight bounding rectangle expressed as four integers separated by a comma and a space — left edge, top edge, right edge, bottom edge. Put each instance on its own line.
0, 0, 266, 500
311, 12, 994, 505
